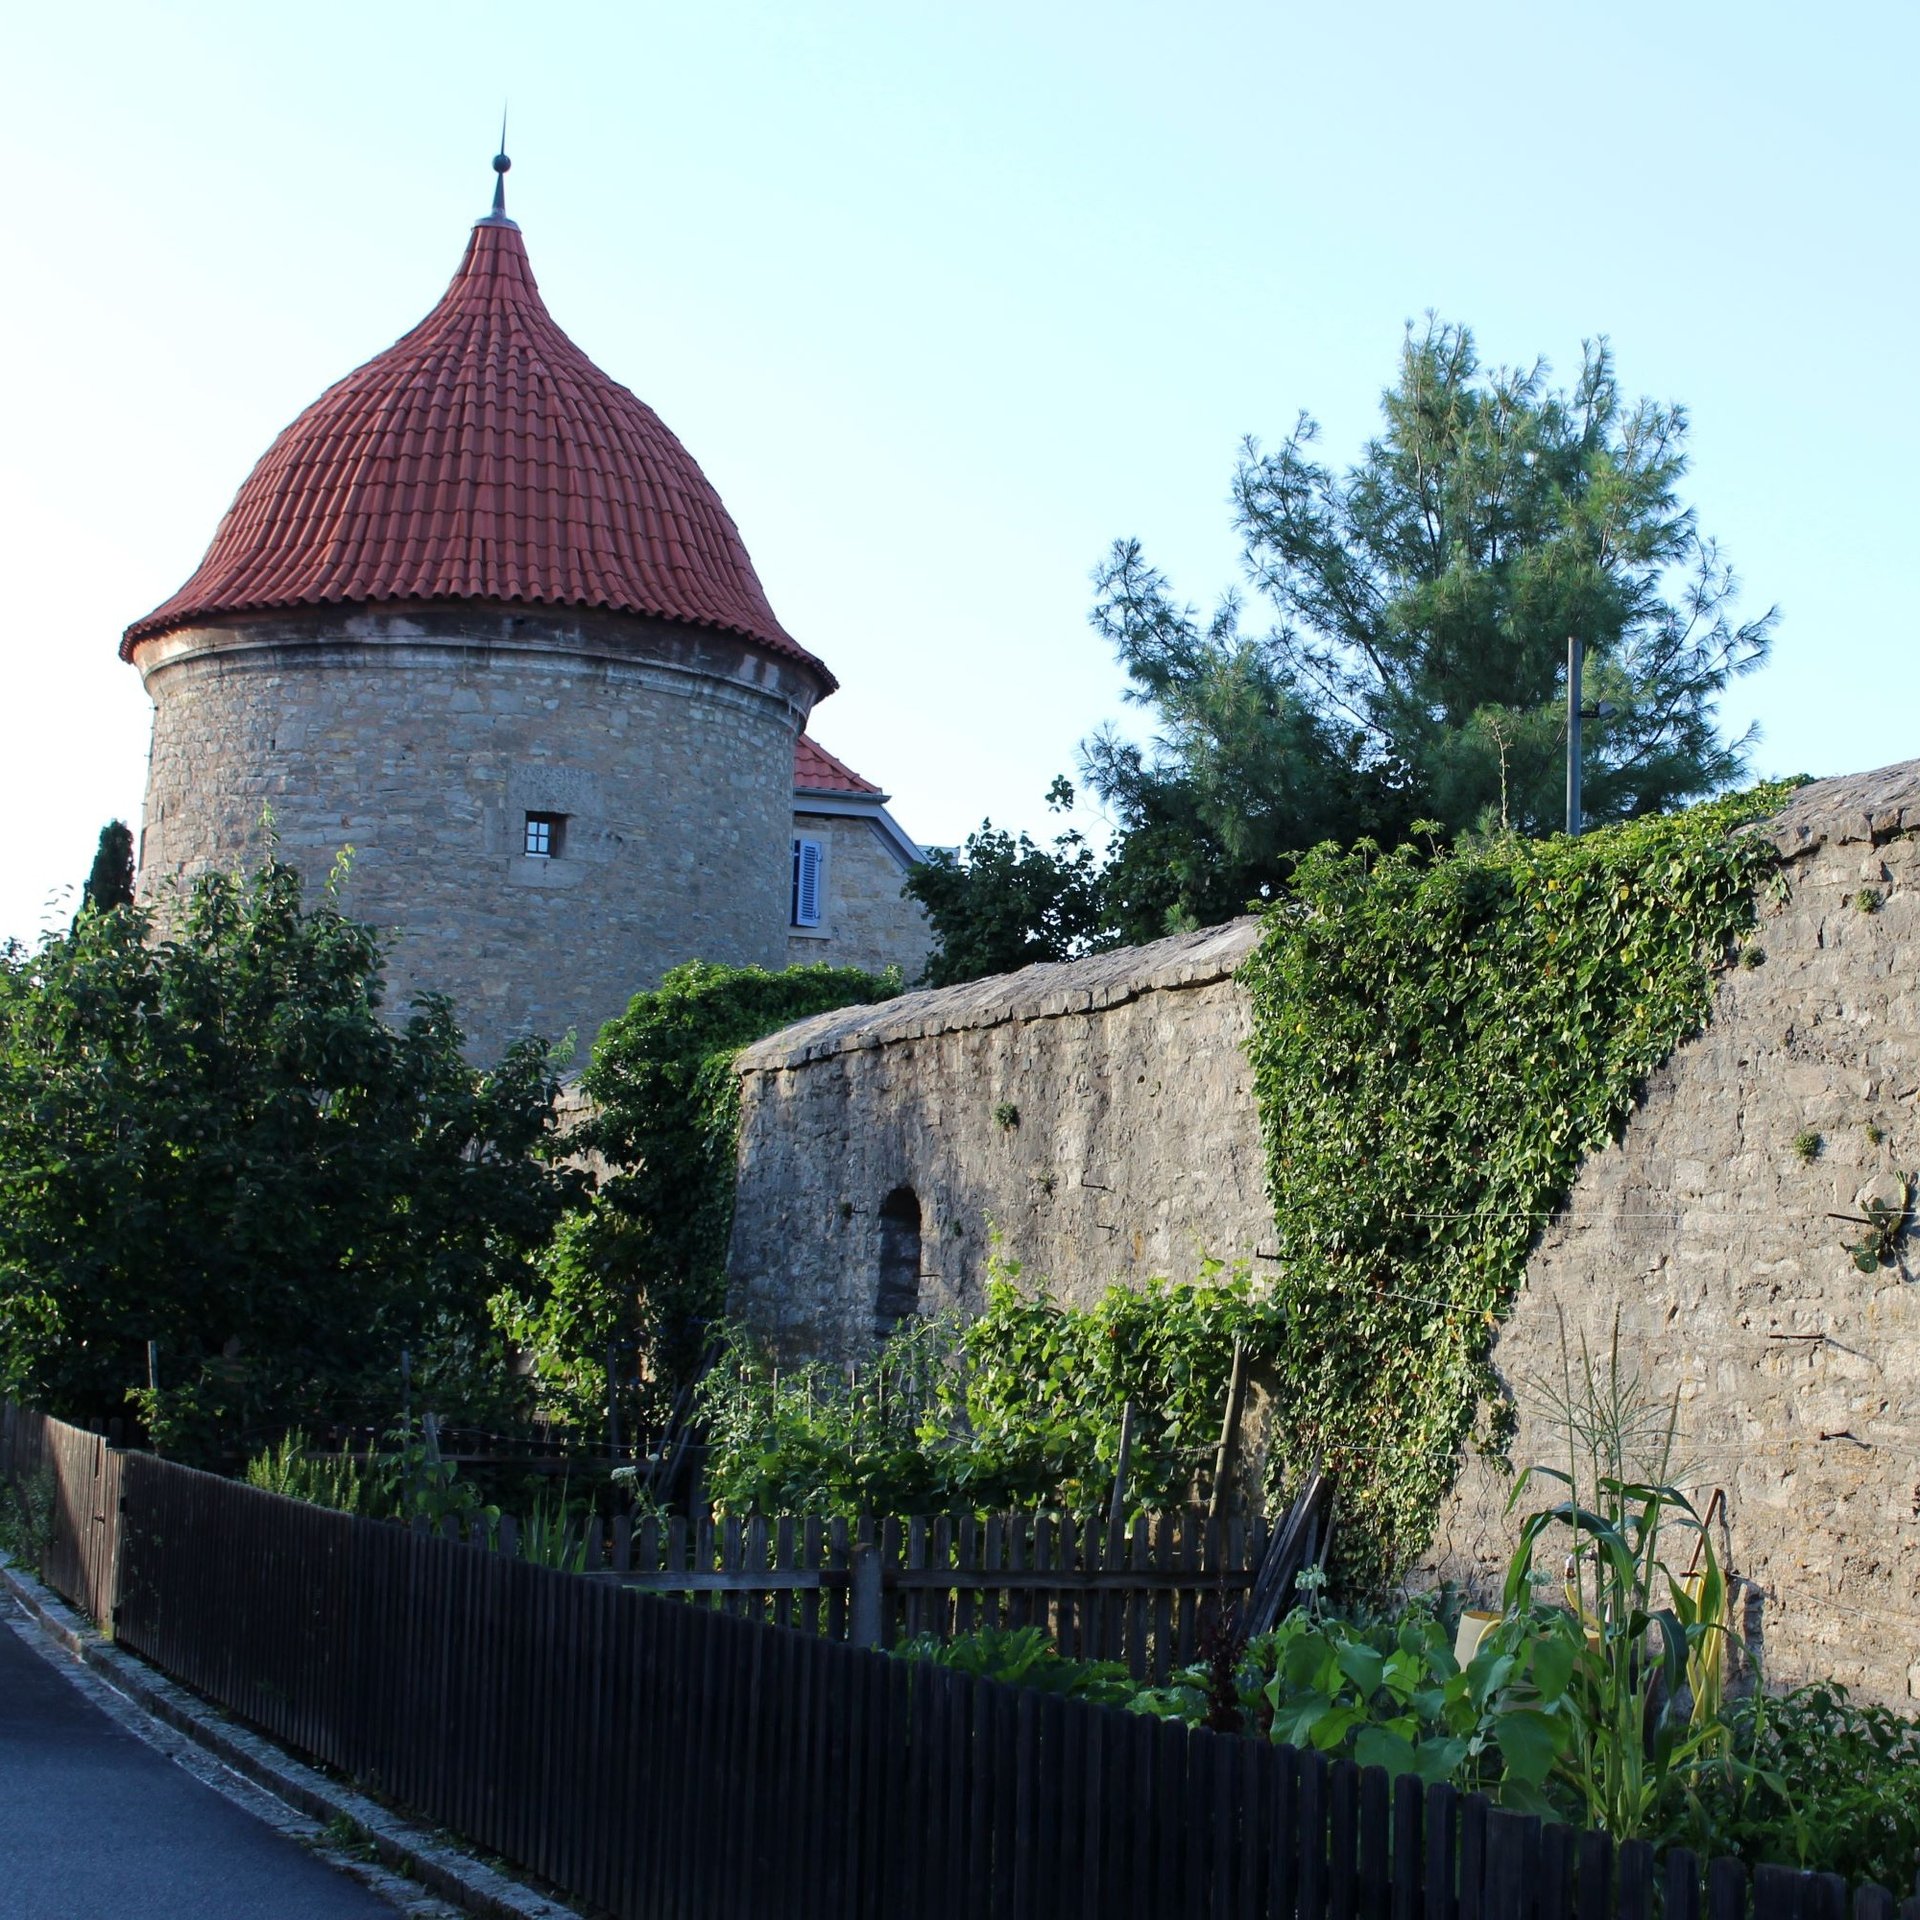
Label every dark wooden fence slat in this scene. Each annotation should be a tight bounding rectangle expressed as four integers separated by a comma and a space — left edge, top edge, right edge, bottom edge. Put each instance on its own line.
959, 1659, 991, 1918
1329, 1758, 1359, 1920
1010, 1683, 1041, 1920
1617, 1841, 1656, 1920
1428, 1774, 1451, 1920
879, 1652, 914, 1920
1667, 1850, 1704, 1920
942, 1659, 973, 1920
1484, 1809, 1539, 1920
1123, 1705, 1156, 1920
865, 1646, 894, 1920
1233, 1731, 1267, 1920
1358, 1764, 1391, 1920
1537, 1821, 1575, 1920
1390, 1773, 1423, 1920
1457, 1793, 1490, 1920
1054, 1691, 1089, 1920
1299, 1747, 1329, 1920
1185, 1725, 1218, 1920
1266, 1742, 1300, 1920
1576, 1828, 1612, 1920
1708, 1857, 1750, 1920
1207, 1727, 1237, 1920
989, 1681, 1019, 1920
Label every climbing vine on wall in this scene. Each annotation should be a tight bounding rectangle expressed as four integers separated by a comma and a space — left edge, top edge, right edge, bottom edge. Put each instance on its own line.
1238, 784, 1801, 1589
504, 962, 898, 1420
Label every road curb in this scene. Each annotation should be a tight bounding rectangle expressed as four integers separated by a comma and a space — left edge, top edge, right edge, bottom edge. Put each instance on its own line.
0, 1552, 579, 1920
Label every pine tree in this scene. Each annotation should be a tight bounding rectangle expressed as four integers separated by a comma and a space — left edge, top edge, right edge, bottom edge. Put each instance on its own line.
1085, 317, 1775, 939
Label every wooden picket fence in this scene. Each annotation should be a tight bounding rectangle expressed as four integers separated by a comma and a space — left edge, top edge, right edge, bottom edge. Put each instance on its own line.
0, 1400, 123, 1627
463, 1503, 1268, 1680
7, 1403, 1915, 1920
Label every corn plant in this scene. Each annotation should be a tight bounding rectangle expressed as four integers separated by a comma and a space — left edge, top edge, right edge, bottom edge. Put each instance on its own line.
1499, 1315, 1743, 1838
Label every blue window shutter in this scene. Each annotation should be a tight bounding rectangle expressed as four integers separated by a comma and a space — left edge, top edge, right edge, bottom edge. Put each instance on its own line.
792, 837, 824, 927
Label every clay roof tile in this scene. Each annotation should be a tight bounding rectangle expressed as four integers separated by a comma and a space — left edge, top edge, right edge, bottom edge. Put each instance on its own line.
124, 216, 832, 689
794, 734, 883, 796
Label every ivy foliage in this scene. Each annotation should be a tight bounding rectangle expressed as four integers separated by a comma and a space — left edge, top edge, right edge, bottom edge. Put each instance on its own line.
700, 1263, 1282, 1515
1238, 784, 1799, 1587
506, 962, 899, 1421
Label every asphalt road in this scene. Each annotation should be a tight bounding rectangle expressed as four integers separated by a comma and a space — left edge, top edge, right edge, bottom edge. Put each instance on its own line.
0, 1607, 405, 1920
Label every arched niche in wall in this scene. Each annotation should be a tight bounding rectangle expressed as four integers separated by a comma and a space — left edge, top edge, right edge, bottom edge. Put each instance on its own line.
873, 1186, 922, 1341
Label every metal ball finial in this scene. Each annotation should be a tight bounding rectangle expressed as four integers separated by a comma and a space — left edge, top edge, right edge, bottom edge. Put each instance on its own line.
488, 106, 512, 219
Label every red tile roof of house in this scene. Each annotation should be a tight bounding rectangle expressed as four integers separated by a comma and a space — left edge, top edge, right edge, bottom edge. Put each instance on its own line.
794, 734, 883, 796
123, 211, 832, 688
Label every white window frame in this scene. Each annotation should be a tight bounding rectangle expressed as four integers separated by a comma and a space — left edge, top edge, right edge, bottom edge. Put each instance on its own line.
791, 836, 825, 928
524, 811, 565, 859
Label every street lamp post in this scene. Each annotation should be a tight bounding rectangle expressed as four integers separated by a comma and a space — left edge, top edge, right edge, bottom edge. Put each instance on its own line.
1565, 635, 1618, 838
1566, 635, 1584, 837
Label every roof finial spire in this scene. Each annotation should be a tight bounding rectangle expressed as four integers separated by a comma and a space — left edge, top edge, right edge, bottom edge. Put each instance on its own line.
491, 106, 511, 219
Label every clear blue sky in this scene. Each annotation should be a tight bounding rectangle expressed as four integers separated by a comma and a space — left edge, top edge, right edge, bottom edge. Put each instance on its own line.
3, 0, 1913, 943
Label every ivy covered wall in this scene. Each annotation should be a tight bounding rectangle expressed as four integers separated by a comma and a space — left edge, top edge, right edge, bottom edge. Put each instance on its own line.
1239, 786, 1790, 1586
1425, 762, 1920, 1705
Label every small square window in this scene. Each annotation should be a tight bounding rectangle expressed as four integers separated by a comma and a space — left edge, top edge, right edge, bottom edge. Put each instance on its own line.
524, 812, 565, 859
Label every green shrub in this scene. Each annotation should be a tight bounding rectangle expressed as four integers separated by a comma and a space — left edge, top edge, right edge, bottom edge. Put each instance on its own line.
0, 1464, 56, 1568
516, 1485, 590, 1571
699, 1258, 1283, 1515
0, 855, 577, 1460
1684, 1683, 1920, 1884
502, 961, 898, 1425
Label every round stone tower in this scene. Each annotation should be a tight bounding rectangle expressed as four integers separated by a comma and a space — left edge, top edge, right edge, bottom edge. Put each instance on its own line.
123, 160, 834, 1061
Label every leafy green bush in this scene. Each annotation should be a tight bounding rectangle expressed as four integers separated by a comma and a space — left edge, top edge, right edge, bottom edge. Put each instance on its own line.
0, 857, 579, 1462
1238, 784, 1799, 1585
699, 1260, 1284, 1515
239, 1417, 497, 1528
1132, 1335, 1742, 1841
502, 961, 898, 1424
515, 1485, 590, 1571
903, 1342, 1920, 1888
1683, 1684, 1920, 1885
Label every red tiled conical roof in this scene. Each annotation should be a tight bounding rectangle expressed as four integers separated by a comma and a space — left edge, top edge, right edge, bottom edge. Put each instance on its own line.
123, 214, 831, 686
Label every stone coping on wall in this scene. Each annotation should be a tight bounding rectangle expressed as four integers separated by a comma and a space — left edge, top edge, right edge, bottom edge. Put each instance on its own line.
1762, 756, 1920, 859
734, 759, 1920, 1075
735, 917, 1265, 1071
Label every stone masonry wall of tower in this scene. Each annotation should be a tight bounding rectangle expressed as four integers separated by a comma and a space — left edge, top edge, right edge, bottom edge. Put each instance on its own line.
135, 604, 814, 1062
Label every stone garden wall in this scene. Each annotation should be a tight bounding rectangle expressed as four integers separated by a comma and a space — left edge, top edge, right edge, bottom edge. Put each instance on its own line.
728, 760, 1920, 1702
728, 919, 1270, 1360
